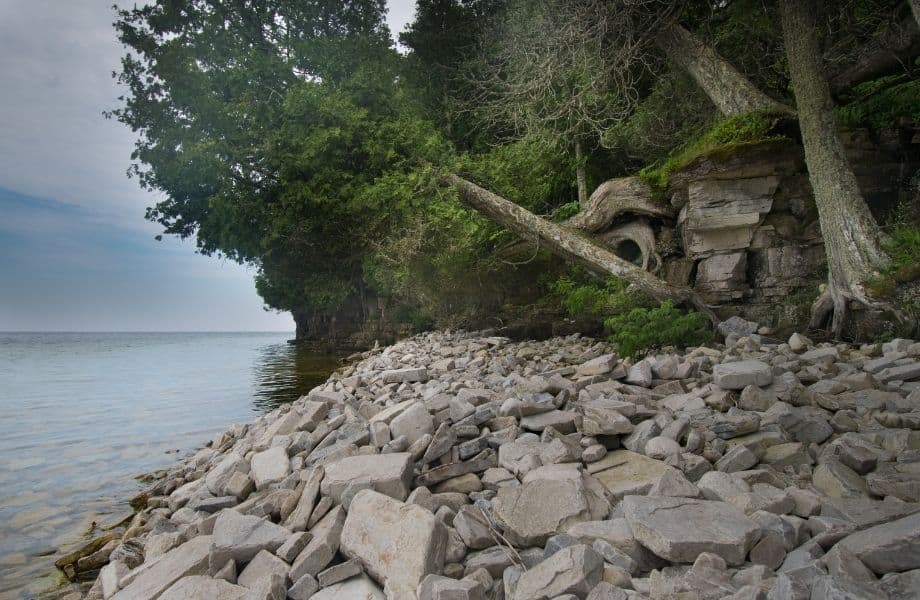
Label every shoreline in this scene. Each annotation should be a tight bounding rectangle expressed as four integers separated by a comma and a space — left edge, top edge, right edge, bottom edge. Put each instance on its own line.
63, 327, 920, 599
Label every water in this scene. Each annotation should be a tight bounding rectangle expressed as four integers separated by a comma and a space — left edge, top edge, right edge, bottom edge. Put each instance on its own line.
0, 332, 342, 599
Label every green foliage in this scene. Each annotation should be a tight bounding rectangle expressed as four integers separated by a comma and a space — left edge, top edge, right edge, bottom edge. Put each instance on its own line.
639, 111, 788, 191
550, 274, 711, 357
868, 227, 920, 297
836, 75, 920, 130
605, 301, 714, 358
551, 202, 582, 222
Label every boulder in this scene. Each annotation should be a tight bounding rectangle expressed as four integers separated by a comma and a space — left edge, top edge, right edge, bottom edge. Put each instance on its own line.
112, 536, 213, 600
837, 512, 920, 575
589, 450, 670, 499
250, 446, 290, 490
209, 511, 290, 571
341, 490, 448, 598
320, 453, 413, 502
389, 402, 434, 445
493, 471, 609, 546
290, 506, 346, 582
712, 361, 773, 390
621, 495, 760, 565
512, 545, 603, 600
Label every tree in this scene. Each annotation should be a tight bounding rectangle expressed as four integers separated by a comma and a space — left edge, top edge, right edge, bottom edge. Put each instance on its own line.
779, 0, 892, 335
461, 0, 673, 207
109, 0, 438, 336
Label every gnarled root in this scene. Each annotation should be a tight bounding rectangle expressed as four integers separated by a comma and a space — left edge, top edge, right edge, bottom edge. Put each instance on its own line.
810, 280, 911, 339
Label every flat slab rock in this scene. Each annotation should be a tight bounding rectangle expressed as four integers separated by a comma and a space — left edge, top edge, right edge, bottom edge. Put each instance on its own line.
341, 489, 447, 598
320, 452, 413, 502
621, 495, 760, 566
589, 450, 670, 499
159, 575, 248, 600
837, 511, 920, 575
493, 470, 609, 547
112, 535, 212, 600
712, 360, 772, 390
310, 573, 385, 600
513, 544, 603, 600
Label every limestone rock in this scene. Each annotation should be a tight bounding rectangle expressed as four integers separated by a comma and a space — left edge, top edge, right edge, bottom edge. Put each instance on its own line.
250, 446, 290, 490
622, 495, 760, 565
713, 361, 773, 390
320, 452, 413, 502
512, 545, 603, 600
341, 490, 448, 597
209, 511, 289, 572
159, 576, 249, 600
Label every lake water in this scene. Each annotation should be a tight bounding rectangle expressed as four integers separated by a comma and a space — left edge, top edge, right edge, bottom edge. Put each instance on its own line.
0, 332, 342, 599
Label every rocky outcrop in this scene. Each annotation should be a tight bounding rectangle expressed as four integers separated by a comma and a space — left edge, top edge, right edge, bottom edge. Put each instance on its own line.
84, 329, 920, 600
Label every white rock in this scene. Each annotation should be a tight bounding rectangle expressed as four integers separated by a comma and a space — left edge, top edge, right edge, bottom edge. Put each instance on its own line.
158, 575, 249, 600
712, 360, 773, 390
320, 452, 413, 502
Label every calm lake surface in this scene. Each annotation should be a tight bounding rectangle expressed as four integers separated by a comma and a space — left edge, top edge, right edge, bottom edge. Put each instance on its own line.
0, 332, 342, 599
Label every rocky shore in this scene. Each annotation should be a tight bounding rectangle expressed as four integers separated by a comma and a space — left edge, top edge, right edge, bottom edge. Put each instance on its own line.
69, 323, 920, 600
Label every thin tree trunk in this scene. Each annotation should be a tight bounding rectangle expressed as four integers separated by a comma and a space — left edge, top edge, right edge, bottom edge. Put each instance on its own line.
444, 173, 718, 323
656, 22, 791, 116
575, 139, 587, 208
780, 0, 890, 336
911, 0, 920, 29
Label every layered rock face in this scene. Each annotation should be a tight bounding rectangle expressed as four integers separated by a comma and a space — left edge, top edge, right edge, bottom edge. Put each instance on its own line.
84, 329, 920, 600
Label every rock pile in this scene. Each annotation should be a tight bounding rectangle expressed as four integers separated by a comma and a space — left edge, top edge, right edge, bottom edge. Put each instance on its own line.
83, 327, 920, 599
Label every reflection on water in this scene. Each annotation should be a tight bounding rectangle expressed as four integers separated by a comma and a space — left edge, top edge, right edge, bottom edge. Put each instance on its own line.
0, 332, 341, 599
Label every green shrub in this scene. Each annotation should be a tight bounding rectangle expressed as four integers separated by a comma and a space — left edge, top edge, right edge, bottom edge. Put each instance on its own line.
550, 274, 713, 357
604, 301, 714, 358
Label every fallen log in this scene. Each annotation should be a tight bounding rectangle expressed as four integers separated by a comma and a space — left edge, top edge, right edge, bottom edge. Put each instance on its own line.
444, 173, 718, 324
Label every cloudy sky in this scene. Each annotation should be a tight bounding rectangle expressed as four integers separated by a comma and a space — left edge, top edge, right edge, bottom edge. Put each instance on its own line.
0, 0, 415, 332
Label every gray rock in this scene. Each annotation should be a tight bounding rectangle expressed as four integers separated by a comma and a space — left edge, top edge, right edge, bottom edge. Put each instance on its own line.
520, 410, 578, 434
648, 468, 701, 498
837, 511, 920, 574
320, 452, 413, 502
112, 536, 212, 600
158, 576, 249, 600
381, 367, 428, 383
289, 506, 345, 582
283, 466, 323, 532
205, 453, 250, 496
621, 495, 760, 566
812, 459, 868, 498
623, 420, 662, 453
712, 412, 761, 440
512, 545, 603, 600
644, 436, 682, 460
276, 532, 311, 564
716, 445, 759, 473
341, 490, 448, 598
590, 450, 670, 499
316, 558, 362, 588
208, 511, 289, 572
287, 574, 318, 600
237, 549, 289, 590
418, 574, 485, 600
626, 360, 653, 387
575, 354, 618, 377
390, 402, 434, 445
881, 569, 920, 599
454, 505, 496, 550
718, 316, 760, 338
493, 471, 609, 546
250, 446, 290, 490
713, 361, 773, 390
309, 573, 385, 600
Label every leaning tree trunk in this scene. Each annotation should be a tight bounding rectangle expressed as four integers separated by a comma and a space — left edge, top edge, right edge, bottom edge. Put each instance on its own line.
780, 0, 891, 336
656, 22, 791, 116
574, 139, 587, 208
444, 173, 718, 323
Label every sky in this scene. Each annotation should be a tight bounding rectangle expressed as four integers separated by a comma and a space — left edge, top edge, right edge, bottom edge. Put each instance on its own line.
0, 0, 416, 332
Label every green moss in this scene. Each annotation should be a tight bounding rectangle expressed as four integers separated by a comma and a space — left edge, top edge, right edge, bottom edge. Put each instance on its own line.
638, 110, 789, 191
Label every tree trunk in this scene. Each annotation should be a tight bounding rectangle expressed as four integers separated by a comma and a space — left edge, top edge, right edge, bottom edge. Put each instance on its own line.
444, 173, 718, 323
575, 139, 587, 208
911, 0, 920, 29
780, 0, 890, 336
656, 22, 791, 116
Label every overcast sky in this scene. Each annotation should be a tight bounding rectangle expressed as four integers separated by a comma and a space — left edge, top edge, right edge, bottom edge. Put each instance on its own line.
0, 0, 416, 332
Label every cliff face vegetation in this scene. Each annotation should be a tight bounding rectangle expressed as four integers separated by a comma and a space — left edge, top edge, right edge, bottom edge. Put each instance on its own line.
111, 0, 920, 349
